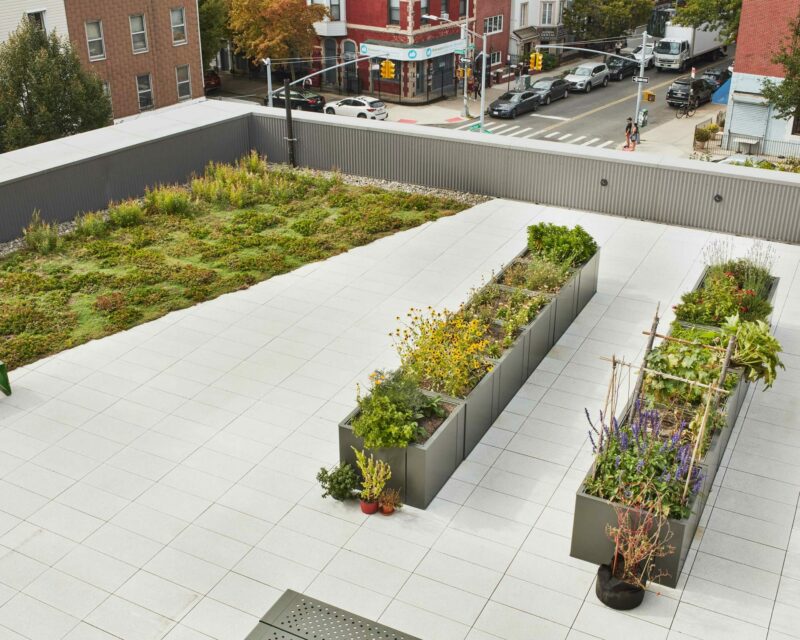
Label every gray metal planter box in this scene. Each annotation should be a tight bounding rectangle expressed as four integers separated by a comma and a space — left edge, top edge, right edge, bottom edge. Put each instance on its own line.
462, 363, 501, 458
553, 273, 579, 343
577, 250, 601, 312
523, 300, 555, 378
338, 400, 466, 509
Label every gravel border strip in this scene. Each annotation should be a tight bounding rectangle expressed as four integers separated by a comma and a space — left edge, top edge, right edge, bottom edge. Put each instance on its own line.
0, 166, 489, 259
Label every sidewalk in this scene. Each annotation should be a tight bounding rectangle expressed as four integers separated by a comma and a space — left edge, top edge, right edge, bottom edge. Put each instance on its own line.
633, 102, 720, 158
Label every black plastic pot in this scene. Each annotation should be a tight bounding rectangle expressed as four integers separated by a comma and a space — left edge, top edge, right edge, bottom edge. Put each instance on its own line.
595, 556, 645, 610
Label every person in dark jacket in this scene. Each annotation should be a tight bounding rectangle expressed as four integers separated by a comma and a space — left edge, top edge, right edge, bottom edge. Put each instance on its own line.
624, 117, 633, 149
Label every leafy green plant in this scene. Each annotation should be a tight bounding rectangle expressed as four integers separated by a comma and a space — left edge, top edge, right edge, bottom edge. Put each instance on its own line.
23, 211, 60, 255
378, 487, 403, 511
108, 201, 144, 228
316, 463, 358, 501
352, 448, 391, 503
352, 370, 444, 449
721, 315, 784, 387
527, 222, 597, 267
674, 271, 772, 325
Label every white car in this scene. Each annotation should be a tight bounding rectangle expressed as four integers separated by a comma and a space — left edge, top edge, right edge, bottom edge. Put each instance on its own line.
631, 44, 655, 69
325, 96, 388, 120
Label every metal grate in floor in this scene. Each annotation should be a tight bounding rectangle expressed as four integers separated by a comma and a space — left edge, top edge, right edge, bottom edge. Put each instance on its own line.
245, 590, 420, 640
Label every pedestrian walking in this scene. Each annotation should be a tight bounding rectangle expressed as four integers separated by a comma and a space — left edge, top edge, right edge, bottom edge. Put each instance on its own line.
624, 117, 633, 149
473, 78, 481, 100
467, 77, 475, 100
630, 121, 640, 151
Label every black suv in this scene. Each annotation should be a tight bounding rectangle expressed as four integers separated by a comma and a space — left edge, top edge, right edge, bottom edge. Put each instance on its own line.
666, 77, 714, 107
701, 67, 732, 89
606, 54, 638, 81
264, 88, 326, 112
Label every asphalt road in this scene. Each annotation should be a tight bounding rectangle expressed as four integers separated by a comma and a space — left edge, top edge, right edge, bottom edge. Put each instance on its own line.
443, 53, 734, 149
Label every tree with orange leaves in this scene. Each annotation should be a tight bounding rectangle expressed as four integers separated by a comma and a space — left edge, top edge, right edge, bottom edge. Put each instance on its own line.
229, 0, 328, 79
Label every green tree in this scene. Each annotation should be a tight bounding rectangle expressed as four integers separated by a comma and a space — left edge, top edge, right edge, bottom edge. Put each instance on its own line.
199, 0, 229, 70
563, 0, 653, 43
761, 9, 800, 121
0, 17, 111, 153
673, 0, 741, 45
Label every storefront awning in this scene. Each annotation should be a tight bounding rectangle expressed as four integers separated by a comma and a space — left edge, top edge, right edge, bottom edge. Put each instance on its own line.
360, 34, 465, 61
513, 26, 538, 42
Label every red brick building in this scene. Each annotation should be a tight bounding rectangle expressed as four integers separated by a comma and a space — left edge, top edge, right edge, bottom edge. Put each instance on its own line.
474, 0, 512, 83
314, 0, 477, 103
64, 0, 204, 118
734, 0, 798, 77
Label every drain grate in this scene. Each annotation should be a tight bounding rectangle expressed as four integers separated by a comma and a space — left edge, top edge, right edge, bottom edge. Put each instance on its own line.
246, 590, 420, 640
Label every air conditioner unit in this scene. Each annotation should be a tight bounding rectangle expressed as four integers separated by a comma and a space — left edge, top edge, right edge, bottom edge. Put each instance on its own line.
441, 12, 449, 20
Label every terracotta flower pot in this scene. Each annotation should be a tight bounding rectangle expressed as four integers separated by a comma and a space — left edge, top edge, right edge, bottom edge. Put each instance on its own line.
380, 505, 395, 516
360, 500, 378, 514
595, 555, 645, 610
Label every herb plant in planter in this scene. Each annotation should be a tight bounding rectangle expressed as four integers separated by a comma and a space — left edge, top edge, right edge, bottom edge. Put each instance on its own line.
527, 223, 598, 267
378, 488, 402, 515
352, 448, 391, 514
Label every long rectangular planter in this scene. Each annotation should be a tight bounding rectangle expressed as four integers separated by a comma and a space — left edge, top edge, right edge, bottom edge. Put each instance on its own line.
571, 266, 779, 585
339, 399, 466, 510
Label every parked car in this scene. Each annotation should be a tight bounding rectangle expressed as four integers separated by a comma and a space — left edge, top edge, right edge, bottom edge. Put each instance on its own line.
264, 88, 326, 112
564, 63, 610, 93
666, 76, 715, 107
607, 54, 638, 81
529, 77, 569, 105
203, 69, 221, 94
488, 90, 541, 118
701, 66, 732, 89
631, 44, 655, 69
325, 96, 388, 120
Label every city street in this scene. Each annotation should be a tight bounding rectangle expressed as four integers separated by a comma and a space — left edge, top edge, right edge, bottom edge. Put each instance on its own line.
441, 53, 733, 150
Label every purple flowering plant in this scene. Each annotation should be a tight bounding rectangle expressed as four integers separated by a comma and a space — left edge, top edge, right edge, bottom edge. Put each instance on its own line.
585, 404, 704, 520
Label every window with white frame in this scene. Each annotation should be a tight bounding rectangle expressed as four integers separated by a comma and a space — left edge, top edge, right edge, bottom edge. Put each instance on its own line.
136, 73, 154, 110
102, 81, 112, 109
459, 0, 467, 17
519, 2, 528, 26
129, 14, 148, 53
170, 7, 187, 44
420, 0, 429, 22
85, 20, 105, 60
330, 0, 341, 20
27, 11, 46, 31
388, 0, 400, 24
484, 15, 503, 34
176, 65, 192, 100
490, 51, 501, 65
541, 2, 554, 25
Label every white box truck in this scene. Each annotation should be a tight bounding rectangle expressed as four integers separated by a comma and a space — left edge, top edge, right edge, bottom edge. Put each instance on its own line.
654, 22, 725, 71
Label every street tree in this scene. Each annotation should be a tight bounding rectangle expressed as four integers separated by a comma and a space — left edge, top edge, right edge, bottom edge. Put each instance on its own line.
199, 0, 229, 70
228, 0, 328, 79
562, 0, 653, 43
0, 17, 111, 153
761, 8, 800, 121
673, 0, 741, 45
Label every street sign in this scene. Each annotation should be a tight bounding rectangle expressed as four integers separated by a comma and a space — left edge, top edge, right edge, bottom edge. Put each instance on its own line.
633, 76, 649, 83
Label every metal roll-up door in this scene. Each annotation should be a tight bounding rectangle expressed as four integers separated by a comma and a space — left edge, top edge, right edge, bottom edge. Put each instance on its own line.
731, 101, 770, 137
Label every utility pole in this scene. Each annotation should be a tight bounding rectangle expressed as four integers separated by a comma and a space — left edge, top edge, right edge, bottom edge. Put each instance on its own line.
479, 33, 487, 132
634, 31, 647, 126
265, 58, 273, 108
283, 79, 296, 167
461, 24, 470, 118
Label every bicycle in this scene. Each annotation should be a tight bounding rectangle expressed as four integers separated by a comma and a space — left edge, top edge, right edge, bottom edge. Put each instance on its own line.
675, 99, 697, 119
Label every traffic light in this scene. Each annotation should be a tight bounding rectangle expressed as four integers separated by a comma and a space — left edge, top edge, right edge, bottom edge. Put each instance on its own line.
529, 52, 536, 72
534, 52, 543, 71
380, 59, 396, 79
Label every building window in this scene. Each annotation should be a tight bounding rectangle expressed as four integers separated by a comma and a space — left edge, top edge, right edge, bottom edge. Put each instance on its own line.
490, 51, 501, 66
459, 0, 467, 18
170, 7, 187, 44
421, 0, 429, 23
519, 2, 528, 26
85, 21, 105, 61
129, 15, 148, 53
27, 11, 46, 31
330, 0, 341, 20
102, 81, 112, 109
388, 0, 400, 25
176, 65, 192, 100
137, 74, 154, 110
484, 15, 503, 34
541, 2, 554, 25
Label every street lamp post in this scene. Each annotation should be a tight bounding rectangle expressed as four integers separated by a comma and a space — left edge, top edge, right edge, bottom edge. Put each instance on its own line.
460, 24, 470, 119
423, 13, 488, 132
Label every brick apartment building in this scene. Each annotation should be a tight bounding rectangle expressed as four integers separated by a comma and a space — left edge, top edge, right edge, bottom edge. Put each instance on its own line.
0, 1, 203, 119
475, 0, 512, 81
723, 0, 800, 155
311, 0, 487, 103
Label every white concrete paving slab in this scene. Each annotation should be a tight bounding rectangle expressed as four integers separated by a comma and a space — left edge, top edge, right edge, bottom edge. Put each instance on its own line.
1, 199, 800, 640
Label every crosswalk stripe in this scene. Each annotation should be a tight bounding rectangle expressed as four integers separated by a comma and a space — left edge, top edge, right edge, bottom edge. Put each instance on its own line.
526, 129, 548, 138
509, 127, 532, 137
489, 124, 512, 133
528, 114, 569, 120
571, 136, 586, 143
500, 126, 520, 135
484, 122, 507, 130
456, 122, 476, 130
558, 133, 572, 141
544, 131, 560, 139
582, 137, 600, 146
597, 140, 614, 148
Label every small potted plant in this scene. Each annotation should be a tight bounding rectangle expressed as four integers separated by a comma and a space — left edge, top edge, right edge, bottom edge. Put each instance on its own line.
378, 488, 402, 515
596, 498, 674, 610
352, 448, 391, 514
316, 463, 358, 501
